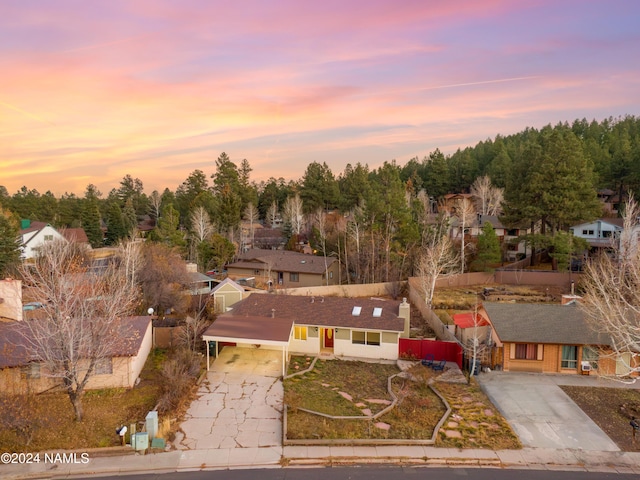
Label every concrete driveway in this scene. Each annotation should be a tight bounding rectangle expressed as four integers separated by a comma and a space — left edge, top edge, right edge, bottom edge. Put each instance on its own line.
176, 347, 283, 452
477, 372, 621, 451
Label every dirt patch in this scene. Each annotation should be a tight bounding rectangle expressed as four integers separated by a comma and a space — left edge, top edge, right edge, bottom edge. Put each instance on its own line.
560, 386, 640, 452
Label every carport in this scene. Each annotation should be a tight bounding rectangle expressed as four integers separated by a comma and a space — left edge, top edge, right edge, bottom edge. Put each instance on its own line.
202, 315, 294, 377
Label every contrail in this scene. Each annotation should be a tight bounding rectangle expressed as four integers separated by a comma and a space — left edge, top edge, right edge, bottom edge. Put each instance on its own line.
0, 101, 54, 125
420, 76, 540, 91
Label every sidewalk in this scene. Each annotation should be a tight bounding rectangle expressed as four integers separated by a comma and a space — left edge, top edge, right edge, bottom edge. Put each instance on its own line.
3, 445, 640, 478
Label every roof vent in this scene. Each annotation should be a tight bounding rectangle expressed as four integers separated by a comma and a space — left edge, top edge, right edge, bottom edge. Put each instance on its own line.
271, 309, 276, 318
373, 307, 382, 317
352, 306, 361, 316
301, 260, 306, 264
311, 296, 315, 303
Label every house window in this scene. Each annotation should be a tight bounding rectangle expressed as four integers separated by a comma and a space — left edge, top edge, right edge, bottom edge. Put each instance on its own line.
254, 269, 261, 275
22, 363, 41, 379
582, 346, 599, 370
289, 272, 299, 282
602, 230, 612, 238
95, 358, 113, 375
515, 343, 538, 360
581, 229, 594, 236
294, 326, 307, 341
329, 271, 333, 279
44, 234, 54, 241
351, 331, 380, 346
561, 345, 578, 369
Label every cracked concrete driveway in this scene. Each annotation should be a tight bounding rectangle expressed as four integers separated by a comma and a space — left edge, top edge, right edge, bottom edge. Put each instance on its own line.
176, 347, 283, 450
478, 372, 620, 451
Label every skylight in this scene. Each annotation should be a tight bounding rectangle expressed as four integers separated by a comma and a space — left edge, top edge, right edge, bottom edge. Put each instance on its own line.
352, 306, 361, 316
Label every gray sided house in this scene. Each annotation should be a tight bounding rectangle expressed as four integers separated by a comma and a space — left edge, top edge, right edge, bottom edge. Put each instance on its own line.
202, 294, 411, 375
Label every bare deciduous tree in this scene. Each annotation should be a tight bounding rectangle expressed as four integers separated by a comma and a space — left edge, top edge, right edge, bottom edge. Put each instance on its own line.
243, 202, 259, 250
581, 195, 640, 381
148, 190, 162, 221
453, 197, 476, 273
313, 208, 329, 286
283, 193, 304, 236
190, 206, 214, 244
471, 175, 504, 216
266, 201, 279, 229
18, 239, 140, 421
417, 217, 459, 308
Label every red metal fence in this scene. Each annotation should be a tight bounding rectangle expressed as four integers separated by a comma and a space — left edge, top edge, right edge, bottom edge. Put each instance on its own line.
399, 338, 463, 368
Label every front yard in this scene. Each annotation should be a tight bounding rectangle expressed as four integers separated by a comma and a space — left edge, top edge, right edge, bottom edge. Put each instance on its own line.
284, 357, 520, 448
0, 349, 200, 452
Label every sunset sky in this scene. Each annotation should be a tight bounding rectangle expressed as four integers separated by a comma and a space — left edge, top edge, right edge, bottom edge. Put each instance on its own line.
1, 1, 639, 196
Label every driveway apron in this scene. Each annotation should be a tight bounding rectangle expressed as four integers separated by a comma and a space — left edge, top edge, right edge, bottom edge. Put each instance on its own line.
177, 347, 283, 450
478, 372, 620, 451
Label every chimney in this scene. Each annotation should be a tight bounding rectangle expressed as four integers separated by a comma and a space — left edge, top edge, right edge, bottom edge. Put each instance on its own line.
271, 309, 276, 318
398, 297, 410, 338
311, 296, 315, 303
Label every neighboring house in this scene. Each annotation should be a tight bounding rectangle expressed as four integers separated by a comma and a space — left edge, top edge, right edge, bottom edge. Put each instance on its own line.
480, 302, 634, 376
210, 278, 247, 313
61, 228, 90, 247
597, 189, 621, 216
449, 215, 530, 262
252, 228, 286, 250
226, 249, 339, 288
186, 263, 215, 295
19, 220, 65, 259
202, 294, 412, 374
441, 193, 475, 215
0, 315, 153, 394
570, 218, 624, 250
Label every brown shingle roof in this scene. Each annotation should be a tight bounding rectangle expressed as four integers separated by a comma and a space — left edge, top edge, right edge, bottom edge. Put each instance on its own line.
62, 228, 89, 243
0, 316, 150, 368
228, 249, 336, 274
228, 294, 404, 332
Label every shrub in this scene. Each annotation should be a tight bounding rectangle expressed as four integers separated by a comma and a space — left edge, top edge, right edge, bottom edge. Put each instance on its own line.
157, 348, 200, 415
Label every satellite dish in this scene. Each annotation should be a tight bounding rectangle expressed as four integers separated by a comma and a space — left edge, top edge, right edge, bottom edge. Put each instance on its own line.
147, 308, 154, 315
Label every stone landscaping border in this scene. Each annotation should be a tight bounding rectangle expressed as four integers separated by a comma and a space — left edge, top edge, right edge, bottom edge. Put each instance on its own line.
283, 358, 451, 446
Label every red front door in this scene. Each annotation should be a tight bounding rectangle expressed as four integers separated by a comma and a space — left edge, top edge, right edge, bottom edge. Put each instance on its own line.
324, 328, 334, 348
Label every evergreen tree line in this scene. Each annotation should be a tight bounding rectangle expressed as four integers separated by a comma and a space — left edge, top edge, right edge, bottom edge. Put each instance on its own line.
1, 115, 639, 280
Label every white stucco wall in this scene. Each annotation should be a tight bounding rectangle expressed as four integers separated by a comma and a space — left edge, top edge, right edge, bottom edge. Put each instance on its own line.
334, 335, 399, 360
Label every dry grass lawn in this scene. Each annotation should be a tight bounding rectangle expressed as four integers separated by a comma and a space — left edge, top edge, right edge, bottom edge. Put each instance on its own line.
285, 358, 445, 440
0, 350, 169, 452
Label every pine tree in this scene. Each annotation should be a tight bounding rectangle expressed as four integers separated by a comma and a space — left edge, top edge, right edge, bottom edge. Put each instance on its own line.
475, 222, 501, 271
0, 207, 21, 276
81, 199, 103, 247
105, 202, 126, 245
